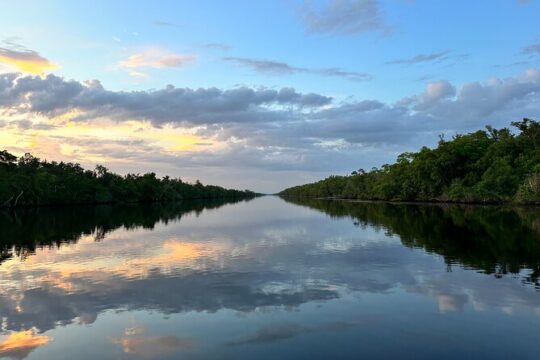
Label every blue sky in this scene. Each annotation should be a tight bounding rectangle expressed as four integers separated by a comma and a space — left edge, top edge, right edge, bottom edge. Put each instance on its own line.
0, 0, 539, 192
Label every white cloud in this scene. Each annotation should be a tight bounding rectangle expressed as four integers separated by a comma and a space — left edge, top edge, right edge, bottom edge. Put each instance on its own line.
300, 0, 391, 35
118, 48, 196, 69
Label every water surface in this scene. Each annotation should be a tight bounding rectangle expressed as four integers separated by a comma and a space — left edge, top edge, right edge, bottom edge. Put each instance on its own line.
1, 196, 540, 359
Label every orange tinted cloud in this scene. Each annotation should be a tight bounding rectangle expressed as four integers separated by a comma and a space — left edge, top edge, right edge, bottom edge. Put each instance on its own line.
113, 336, 192, 357
0, 330, 50, 359
0, 48, 58, 75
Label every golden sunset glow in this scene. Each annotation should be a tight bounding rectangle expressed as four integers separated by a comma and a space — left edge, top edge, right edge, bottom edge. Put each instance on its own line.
0, 330, 50, 358
113, 324, 192, 357
1, 117, 217, 168
113, 335, 192, 357
126, 240, 219, 271
0, 227, 225, 295
0, 49, 58, 75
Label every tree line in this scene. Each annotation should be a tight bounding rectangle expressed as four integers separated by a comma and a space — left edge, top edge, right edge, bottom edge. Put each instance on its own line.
280, 119, 540, 204
0, 151, 259, 208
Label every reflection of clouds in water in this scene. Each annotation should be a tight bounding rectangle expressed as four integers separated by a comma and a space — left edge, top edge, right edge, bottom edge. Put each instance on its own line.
226, 324, 308, 346
437, 294, 469, 313
0, 197, 539, 337
0, 330, 50, 360
0, 270, 339, 333
407, 267, 540, 315
0, 237, 226, 296
226, 321, 355, 346
112, 324, 192, 358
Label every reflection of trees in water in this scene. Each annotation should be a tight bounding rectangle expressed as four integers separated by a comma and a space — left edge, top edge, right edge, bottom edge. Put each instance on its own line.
0, 198, 251, 264
283, 198, 540, 288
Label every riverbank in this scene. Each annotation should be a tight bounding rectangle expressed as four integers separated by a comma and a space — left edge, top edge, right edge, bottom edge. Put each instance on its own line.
279, 119, 540, 204
279, 195, 540, 207
0, 150, 260, 209
0, 194, 262, 210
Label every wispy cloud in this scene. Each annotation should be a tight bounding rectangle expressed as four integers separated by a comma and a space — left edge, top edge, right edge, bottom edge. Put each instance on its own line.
128, 70, 150, 81
522, 42, 540, 56
386, 51, 450, 65
203, 43, 231, 51
118, 49, 196, 69
226, 322, 355, 346
0, 46, 58, 75
152, 19, 178, 27
224, 57, 297, 75
224, 56, 371, 81
300, 0, 391, 35
226, 324, 308, 346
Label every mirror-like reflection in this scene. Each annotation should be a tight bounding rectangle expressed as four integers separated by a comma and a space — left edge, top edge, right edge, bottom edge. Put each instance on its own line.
284, 198, 540, 288
0, 198, 251, 264
1, 196, 539, 359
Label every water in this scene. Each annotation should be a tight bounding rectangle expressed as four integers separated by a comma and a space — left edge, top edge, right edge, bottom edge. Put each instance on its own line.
1, 196, 539, 359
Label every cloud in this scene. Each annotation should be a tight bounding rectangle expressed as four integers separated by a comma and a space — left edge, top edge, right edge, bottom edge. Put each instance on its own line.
307, 69, 540, 146
118, 49, 196, 69
2, 70, 539, 145
226, 324, 308, 346
398, 80, 456, 109
224, 56, 371, 81
386, 51, 450, 65
316, 67, 372, 81
522, 42, 540, 56
225, 57, 297, 75
0, 73, 332, 126
422, 80, 456, 100
113, 335, 192, 358
0, 330, 50, 360
226, 321, 355, 346
128, 71, 149, 80
300, 0, 391, 35
203, 43, 231, 51
0, 47, 58, 75
152, 19, 177, 27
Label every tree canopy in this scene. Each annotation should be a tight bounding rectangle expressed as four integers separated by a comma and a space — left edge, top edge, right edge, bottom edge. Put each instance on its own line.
280, 119, 540, 204
0, 152, 258, 208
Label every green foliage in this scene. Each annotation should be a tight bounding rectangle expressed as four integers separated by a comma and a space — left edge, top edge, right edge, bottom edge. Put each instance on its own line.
516, 173, 540, 202
280, 119, 540, 204
0, 152, 258, 208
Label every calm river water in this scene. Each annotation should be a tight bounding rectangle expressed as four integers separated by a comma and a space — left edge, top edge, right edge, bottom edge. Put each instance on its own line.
1, 196, 539, 359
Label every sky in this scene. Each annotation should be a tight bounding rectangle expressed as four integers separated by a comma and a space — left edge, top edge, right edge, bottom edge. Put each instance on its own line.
0, 0, 539, 193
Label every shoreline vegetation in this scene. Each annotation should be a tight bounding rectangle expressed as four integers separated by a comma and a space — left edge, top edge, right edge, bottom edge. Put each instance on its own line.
0, 151, 259, 209
280, 119, 540, 205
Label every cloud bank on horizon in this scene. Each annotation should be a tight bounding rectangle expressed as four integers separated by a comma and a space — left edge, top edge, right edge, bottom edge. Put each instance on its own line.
0, 0, 539, 192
